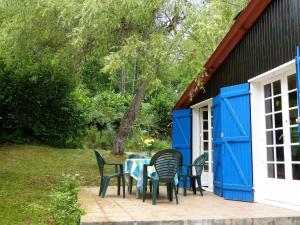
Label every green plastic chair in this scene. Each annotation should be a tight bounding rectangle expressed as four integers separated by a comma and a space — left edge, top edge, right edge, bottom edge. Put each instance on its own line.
94, 150, 125, 198
177, 153, 208, 196
142, 149, 183, 205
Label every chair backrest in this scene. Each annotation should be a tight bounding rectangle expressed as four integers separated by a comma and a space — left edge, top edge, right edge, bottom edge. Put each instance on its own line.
94, 150, 106, 172
150, 149, 183, 182
193, 153, 208, 176
127, 153, 145, 159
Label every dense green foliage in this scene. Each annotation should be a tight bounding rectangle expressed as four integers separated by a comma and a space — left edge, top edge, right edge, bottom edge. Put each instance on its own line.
48, 174, 83, 225
0, 61, 88, 147
0, 0, 247, 150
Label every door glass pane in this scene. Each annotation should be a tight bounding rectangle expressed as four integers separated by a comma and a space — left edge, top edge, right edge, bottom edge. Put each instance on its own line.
203, 121, 208, 130
273, 80, 281, 95
276, 147, 284, 161
274, 113, 282, 128
267, 147, 274, 161
264, 84, 272, 97
274, 97, 282, 111
291, 145, 300, 161
203, 142, 208, 150
265, 115, 273, 129
275, 129, 283, 144
289, 109, 297, 125
265, 99, 272, 113
290, 127, 299, 143
266, 131, 273, 145
203, 132, 208, 140
267, 164, 275, 178
292, 164, 300, 180
277, 164, 285, 179
289, 91, 297, 108
203, 111, 208, 120
288, 74, 296, 90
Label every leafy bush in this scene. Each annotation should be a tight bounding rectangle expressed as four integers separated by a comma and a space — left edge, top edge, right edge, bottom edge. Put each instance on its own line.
48, 174, 83, 225
26, 174, 83, 225
152, 138, 171, 151
85, 91, 131, 149
85, 126, 116, 150
0, 60, 89, 147
85, 126, 102, 149
88, 91, 132, 131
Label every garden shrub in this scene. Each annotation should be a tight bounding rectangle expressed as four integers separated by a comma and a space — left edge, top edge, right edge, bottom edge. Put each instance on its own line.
48, 174, 83, 225
85, 126, 116, 150
0, 60, 88, 147
88, 91, 132, 131
26, 174, 83, 225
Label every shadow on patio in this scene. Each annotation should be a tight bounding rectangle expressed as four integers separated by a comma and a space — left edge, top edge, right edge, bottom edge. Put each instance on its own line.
79, 186, 300, 225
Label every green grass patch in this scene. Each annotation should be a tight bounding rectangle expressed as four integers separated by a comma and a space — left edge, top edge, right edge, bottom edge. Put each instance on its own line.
0, 144, 125, 225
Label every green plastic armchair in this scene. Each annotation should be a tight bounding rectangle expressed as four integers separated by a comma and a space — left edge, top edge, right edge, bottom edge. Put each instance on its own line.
94, 150, 125, 198
142, 149, 183, 205
177, 153, 208, 196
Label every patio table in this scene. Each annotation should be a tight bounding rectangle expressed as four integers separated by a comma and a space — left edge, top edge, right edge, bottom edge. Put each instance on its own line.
124, 158, 178, 197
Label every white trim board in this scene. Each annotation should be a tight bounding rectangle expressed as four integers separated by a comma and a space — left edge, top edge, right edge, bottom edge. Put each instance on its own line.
191, 98, 213, 192
191, 98, 213, 109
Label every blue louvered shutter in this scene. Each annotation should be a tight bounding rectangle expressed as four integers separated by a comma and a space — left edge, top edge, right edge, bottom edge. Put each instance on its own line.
212, 95, 223, 197
172, 109, 191, 186
220, 83, 253, 202
295, 47, 300, 137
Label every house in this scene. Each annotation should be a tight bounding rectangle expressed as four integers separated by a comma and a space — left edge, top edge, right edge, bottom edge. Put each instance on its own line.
172, 0, 300, 211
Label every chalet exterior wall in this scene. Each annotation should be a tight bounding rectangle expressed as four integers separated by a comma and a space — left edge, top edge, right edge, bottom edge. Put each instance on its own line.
192, 0, 300, 104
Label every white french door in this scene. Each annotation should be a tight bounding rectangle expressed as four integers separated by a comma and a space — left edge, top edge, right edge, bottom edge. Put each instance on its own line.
260, 72, 300, 207
199, 106, 213, 191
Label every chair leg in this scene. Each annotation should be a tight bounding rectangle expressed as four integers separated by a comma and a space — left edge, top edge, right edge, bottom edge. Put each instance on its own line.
121, 174, 125, 198
129, 176, 133, 194
117, 177, 120, 196
127, 175, 131, 193
152, 180, 158, 205
176, 183, 179, 194
169, 183, 173, 201
101, 177, 110, 198
196, 176, 203, 196
167, 183, 171, 201
99, 177, 103, 196
149, 180, 152, 193
191, 177, 196, 194
183, 176, 187, 196
143, 177, 147, 202
173, 182, 179, 204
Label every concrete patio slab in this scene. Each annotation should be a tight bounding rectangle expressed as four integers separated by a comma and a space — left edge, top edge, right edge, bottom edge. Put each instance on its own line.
79, 186, 300, 225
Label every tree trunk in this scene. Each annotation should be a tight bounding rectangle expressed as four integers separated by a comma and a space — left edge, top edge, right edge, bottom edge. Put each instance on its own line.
112, 79, 148, 155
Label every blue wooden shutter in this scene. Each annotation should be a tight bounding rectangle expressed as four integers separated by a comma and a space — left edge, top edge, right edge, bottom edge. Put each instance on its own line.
296, 47, 300, 136
172, 109, 191, 186
220, 83, 253, 202
212, 95, 223, 197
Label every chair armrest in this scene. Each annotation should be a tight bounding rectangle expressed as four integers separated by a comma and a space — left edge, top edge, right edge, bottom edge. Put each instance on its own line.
189, 164, 203, 168
106, 163, 123, 166
105, 163, 123, 173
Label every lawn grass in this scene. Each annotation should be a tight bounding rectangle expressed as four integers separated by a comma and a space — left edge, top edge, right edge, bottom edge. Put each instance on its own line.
0, 144, 125, 225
